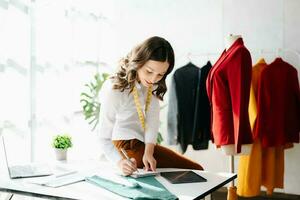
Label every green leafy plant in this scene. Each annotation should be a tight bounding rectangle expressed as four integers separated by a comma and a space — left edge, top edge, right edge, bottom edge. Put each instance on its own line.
80, 73, 109, 130
156, 104, 167, 144
52, 134, 72, 149
157, 132, 163, 144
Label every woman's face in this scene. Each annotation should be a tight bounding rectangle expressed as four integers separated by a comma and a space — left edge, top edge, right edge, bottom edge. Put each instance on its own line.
137, 60, 169, 88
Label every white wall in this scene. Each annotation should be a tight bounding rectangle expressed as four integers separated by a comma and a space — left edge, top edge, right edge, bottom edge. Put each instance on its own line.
95, 0, 300, 195
1, 0, 299, 195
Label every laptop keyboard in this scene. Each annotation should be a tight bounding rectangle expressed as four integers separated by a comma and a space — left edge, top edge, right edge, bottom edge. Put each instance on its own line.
10, 165, 35, 174
10, 164, 52, 178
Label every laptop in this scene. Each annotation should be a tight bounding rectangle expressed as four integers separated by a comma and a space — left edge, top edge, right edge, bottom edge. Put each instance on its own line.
1, 137, 52, 179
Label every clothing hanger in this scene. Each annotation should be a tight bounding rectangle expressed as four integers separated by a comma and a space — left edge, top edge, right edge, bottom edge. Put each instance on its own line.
186, 52, 211, 68
206, 53, 210, 62
259, 49, 264, 58
187, 52, 192, 63
276, 48, 282, 58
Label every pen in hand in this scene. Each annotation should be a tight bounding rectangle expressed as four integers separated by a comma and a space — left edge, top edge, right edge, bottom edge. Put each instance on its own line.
120, 148, 139, 173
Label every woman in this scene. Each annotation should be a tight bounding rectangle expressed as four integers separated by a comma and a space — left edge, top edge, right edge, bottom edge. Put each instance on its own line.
99, 36, 203, 175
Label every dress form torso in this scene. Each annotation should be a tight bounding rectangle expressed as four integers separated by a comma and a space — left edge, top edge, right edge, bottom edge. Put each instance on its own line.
225, 34, 242, 49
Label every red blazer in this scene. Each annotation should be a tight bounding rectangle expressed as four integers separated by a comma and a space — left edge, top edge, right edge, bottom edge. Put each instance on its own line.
255, 58, 300, 147
206, 38, 253, 153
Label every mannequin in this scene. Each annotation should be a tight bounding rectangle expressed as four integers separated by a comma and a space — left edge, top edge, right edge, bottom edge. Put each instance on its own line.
221, 143, 252, 155
221, 34, 252, 156
225, 34, 242, 49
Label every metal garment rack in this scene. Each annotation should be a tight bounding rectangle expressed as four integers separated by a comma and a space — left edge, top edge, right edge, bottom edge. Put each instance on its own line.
180, 48, 300, 66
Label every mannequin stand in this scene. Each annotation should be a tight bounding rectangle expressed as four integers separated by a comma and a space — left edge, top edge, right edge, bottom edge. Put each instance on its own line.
227, 155, 238, 200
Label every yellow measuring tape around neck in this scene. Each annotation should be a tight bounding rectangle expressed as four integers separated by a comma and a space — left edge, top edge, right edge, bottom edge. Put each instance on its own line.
132, 84, 153, 132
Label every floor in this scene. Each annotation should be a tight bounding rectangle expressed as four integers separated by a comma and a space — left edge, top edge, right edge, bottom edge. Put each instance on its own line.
211, 188, 300, 200
1, 188, 300, 200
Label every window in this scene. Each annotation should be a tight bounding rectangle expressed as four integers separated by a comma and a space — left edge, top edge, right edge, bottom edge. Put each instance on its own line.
0, 0, 114, 162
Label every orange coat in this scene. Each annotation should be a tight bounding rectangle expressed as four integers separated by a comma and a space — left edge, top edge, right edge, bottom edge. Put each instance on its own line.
206, 38, 253, 153
237, 59, 284, 197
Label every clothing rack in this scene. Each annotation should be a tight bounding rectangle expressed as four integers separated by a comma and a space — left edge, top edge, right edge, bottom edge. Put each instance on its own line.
250, 48, 300, 56
176, 52, 221, 64
186, 52, 222, 58
178, 48, 300, 65
249, 48, 300, 67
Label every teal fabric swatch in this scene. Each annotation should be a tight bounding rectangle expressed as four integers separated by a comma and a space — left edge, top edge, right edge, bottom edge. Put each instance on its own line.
86, 175, 178, 200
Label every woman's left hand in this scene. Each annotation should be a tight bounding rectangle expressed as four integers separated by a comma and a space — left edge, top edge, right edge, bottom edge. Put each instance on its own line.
143, 143, 156, 171
142, 153, 157, 171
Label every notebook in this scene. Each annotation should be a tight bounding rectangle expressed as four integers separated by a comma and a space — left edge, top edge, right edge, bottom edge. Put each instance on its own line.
29, 172, 85, 188
130, 169, 160, 178
161, 170, 207, 184
1, 137, 52, 179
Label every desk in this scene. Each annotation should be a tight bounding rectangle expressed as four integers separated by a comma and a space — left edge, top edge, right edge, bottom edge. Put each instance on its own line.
0, 160, 236, 200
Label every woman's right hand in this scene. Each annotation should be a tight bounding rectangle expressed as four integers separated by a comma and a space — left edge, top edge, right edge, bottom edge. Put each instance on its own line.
117, 158, 138, 176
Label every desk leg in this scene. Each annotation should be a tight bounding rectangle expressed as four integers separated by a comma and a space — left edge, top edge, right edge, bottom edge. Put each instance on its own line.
0, 193, 13, 200
204, 194, 211, 200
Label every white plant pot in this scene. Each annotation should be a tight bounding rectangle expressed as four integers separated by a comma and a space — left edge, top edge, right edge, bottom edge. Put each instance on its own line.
55, 148, 68, 161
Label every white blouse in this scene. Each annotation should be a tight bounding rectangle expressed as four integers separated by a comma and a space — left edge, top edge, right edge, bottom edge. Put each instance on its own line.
98, 79, 160, 164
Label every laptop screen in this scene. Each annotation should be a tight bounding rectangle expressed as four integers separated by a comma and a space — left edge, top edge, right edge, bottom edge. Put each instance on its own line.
1, 136, 52, 179
1, 136, 12, 177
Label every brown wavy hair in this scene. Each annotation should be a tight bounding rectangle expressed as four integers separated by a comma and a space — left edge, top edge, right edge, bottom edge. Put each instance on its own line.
111, 36, 175, 100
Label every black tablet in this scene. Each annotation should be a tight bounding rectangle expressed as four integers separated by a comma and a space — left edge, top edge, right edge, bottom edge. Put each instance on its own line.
161, 171, 207, 184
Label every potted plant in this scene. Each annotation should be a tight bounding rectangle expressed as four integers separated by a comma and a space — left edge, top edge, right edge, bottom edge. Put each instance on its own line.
52, 134, 72, 160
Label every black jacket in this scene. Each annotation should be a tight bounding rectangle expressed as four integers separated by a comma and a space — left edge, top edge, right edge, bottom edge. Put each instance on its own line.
167, 61, 212, 153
